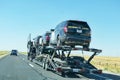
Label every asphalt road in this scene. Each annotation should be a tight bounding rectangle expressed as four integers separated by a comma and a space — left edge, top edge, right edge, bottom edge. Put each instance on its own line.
0, 54, 47, 80
0, 54, 120, 80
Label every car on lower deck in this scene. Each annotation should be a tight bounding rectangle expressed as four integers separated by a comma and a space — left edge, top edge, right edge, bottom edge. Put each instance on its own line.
50, 20, 91, 49
40, 31, 51, 47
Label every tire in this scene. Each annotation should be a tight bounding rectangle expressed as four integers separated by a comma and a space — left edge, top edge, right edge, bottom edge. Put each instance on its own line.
61, 71, 65, 77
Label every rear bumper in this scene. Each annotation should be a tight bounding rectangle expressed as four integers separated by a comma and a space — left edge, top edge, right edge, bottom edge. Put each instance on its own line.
63, 36, 91, 45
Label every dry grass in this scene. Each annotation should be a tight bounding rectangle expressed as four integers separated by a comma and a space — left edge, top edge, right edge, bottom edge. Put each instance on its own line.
0, 51, 9, 56
90, 56, 120, 74
20, 52, 27, 55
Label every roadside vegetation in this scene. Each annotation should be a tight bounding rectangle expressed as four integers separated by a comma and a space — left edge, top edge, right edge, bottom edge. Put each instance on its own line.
90, 56, 120, 74
0, 51, 9, 56
20, 52, 27, 55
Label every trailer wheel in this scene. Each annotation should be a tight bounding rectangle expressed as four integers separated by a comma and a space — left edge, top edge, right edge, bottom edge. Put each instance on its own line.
61, 71, 65, 77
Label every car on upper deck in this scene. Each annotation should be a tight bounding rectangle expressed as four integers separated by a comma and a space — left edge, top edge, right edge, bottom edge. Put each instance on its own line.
40, 31, 51, 47
50, 20, 91, 49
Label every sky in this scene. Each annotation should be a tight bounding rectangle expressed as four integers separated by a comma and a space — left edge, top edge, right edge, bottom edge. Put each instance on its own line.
0, 0, 120, 56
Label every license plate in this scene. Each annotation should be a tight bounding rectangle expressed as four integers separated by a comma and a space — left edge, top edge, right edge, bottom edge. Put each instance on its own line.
73, 69, 80, 72
77, 30, 82, 33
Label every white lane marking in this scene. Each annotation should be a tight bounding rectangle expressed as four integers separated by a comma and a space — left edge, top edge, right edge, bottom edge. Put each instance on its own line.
29, 63, 34, 67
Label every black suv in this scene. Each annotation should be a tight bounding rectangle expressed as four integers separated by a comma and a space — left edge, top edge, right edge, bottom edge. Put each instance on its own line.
50, 20, 91, 49
10, 50, 18, 56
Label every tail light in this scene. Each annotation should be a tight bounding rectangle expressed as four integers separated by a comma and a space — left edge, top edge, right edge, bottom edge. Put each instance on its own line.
64, 26, 68, 33
46, 36, 50, 41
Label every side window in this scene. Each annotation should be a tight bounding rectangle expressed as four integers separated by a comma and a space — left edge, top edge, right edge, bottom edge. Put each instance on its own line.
60, 21, 66, 35
61, 21, 67, 29
54, 24, 59, 35
59, 23, 62, 30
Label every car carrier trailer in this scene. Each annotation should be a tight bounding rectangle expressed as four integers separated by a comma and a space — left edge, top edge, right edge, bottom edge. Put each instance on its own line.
33, 45, 102, 77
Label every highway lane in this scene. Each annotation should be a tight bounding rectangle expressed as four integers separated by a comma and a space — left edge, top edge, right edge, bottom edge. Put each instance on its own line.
0, 54, 48, 80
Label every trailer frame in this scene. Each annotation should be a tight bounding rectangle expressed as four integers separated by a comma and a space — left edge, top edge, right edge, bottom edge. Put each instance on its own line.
34, 45, 102, 77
